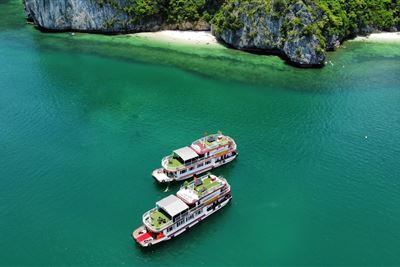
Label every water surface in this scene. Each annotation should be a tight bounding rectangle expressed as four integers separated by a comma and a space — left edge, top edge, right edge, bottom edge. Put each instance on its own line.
1, 1, 400, 265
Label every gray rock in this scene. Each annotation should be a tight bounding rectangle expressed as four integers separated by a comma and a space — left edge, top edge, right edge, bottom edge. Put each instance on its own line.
326, 34, 340, 51
23, 0, 200, 33
215, 1, 326, 66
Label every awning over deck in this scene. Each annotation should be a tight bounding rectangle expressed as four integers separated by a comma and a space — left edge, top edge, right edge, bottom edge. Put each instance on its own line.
156, 195, 189, 217
173, 146, 198, 161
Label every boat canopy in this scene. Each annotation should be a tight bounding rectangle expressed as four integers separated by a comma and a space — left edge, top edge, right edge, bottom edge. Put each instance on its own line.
156, 195, 189, 217
173, 146, 198, 162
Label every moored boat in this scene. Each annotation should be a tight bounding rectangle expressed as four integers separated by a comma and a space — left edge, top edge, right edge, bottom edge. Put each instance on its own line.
152, 132, 237, 183
132, 173, 232, 247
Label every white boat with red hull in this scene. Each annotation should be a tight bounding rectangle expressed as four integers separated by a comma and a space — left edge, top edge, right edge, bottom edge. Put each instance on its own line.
152, 132, 237, 183
132, 174, 232, 247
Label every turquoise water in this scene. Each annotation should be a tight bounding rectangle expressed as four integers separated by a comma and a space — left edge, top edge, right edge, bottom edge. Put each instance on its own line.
1, 1, 400, 265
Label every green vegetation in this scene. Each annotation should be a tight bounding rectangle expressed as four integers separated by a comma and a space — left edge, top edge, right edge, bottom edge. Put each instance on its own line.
95, 0, 224, 25
212, 0, 399, 50
212, 0, 271, 32
314, 0, 399, 39
94, 0, 398, 55
95, 0, 398, 39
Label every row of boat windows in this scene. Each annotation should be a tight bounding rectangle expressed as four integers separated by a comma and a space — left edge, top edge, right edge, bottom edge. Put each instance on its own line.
167, 151, 233, 177
179, 152, 211, 166
166, 210, 203, 233
180, 161, 212, 174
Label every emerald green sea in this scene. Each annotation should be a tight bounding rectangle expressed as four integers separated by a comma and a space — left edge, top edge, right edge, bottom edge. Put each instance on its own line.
1, 1, 400, 266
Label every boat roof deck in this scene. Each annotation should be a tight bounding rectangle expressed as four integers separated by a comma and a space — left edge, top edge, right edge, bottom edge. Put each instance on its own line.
166, 158, 183, 169
204, 136, 229, 148
194, 177, 221, 194
191, 134, 231, 154
184, 175, 223, 198
149, 209, 171, 229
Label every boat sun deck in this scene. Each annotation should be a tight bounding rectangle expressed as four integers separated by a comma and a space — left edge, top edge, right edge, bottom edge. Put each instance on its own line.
203, 135, 230, 148
191, 134, 233, 154
193, 176, 221, 196
177, 175, 224, 204
166, 158, 183, 169
148, 209, 172, 229
144, 195, 189, 231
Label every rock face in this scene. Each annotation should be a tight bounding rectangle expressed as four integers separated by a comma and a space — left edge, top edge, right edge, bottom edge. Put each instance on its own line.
23, 0, 399, 67
213, 1, 325, 66
24, 0, 209, 33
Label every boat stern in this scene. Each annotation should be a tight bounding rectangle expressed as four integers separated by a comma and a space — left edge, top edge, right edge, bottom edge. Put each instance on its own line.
132, 226, 154, 247
152, 168, 173, 183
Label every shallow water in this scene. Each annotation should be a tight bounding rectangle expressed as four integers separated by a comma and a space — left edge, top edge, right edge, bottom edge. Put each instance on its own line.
1, 1, 400, 265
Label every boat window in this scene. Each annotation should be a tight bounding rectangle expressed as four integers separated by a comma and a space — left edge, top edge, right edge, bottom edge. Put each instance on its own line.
189, 166, 194, 171
180, 169, 186, 174
197, 163, 203, 168
205, 160, 211, 165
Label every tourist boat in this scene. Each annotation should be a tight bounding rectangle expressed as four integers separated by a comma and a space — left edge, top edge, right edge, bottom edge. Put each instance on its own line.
132, 173, 232, 247
152, 132, 237, 183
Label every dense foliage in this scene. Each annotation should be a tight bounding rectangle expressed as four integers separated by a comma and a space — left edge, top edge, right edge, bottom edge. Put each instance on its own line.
315, 0, 399, 37
96, 0, 224, 24
97, 0, 398, 49
212, 0, 399, 48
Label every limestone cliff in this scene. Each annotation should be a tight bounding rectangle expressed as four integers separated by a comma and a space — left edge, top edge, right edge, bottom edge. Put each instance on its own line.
24, 0, 210, 33
212, 1, 325, 66
211, 0, 399, 66
23, 0, 399, 67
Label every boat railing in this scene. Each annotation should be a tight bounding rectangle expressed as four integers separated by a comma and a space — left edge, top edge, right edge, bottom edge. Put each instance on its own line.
161, 156, 170, 167
142, 208, 173, 232
195, 178, 226, 197
225, 136, 237, 150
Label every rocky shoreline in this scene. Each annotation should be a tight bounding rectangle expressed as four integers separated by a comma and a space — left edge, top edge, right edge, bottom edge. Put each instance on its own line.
23, 0, 399, 68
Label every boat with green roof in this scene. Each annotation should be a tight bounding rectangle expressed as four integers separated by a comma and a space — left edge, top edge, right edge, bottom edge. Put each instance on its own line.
152, 132, 238, 183
132, 173, 232, 247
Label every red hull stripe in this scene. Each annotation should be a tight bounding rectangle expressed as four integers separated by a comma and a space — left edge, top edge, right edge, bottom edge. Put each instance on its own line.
136, 232, 152, 242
